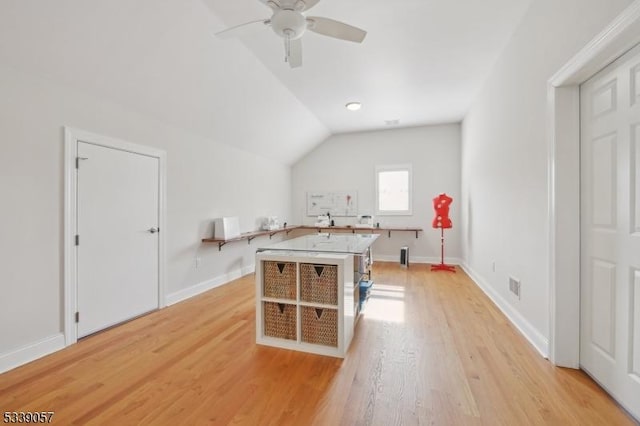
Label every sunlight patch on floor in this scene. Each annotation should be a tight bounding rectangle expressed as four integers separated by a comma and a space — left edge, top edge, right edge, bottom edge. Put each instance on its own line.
362, 283, 405, 323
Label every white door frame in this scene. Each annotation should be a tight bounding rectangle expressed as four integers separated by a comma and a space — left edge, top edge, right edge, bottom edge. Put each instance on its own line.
548, 1, 640, 367
63, 127, 167, 346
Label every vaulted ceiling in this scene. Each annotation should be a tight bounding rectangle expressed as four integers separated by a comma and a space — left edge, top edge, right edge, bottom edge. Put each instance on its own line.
202, 0, 533, 133
0, 0, 532, 164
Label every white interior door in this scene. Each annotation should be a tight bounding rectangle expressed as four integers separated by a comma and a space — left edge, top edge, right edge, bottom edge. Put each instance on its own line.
77, 141, 160, 338
580, 43, 640, 420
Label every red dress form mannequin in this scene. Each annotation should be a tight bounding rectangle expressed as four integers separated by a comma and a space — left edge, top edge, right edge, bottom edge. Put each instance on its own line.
431, 193, 455, 272
432, 193, 453, 229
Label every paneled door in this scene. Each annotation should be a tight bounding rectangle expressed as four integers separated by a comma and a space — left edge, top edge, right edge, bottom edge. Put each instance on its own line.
580, 43, 640, 420
76, 140, 160, 338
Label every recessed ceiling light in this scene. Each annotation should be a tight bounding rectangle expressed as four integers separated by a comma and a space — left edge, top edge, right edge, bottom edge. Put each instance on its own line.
345, 102, 362, 111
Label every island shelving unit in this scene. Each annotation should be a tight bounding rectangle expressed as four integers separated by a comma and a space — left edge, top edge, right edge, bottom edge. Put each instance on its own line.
255, 233, 378, 358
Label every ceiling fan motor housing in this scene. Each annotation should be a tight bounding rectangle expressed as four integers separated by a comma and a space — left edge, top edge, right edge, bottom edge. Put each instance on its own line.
271, 9, 307, 39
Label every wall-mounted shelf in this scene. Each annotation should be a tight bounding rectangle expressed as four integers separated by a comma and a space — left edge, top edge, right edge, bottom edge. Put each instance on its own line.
202, 225, 422, 251
299, 225, 422, 239
202, 226, 301, 251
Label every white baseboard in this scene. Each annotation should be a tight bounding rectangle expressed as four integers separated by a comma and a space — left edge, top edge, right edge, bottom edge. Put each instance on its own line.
0, 333, 65, 374
165, 264, 255, 306
373, 255, 463, 265
460, 262, 549, 358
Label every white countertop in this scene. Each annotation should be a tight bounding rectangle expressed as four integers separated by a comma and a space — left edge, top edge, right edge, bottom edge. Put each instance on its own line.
256, 233, 378, 255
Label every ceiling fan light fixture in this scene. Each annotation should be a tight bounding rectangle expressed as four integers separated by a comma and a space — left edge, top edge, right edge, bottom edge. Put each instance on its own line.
271, 9, 307, 39
345, 102, 362, 111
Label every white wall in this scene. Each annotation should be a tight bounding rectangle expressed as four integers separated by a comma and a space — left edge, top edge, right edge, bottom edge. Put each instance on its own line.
292, 125, 461, 262
0, 0, 328, 370
461, 0, 634, 355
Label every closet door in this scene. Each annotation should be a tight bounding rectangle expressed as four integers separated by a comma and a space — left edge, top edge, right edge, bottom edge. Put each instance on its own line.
77, 140, 160, 337
580, 43, 640, 420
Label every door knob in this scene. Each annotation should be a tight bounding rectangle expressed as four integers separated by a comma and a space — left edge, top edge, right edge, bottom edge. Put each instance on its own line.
148, 227, 159, 234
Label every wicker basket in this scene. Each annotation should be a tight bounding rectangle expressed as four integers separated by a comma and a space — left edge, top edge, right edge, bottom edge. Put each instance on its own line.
301, 306, 338, 347
263, 261, 296, 300
300, 263, 338, 305
263, 302, 297, 341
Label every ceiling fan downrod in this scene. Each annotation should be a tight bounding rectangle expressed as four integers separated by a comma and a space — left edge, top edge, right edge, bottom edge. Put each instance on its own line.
284, 29, 293, 63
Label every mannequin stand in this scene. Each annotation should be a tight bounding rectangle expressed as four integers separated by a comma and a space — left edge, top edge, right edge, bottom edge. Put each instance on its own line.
431, 227, 456, 272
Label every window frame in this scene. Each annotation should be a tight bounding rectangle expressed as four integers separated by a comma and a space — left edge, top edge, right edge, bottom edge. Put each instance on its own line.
375, 164, 413, 216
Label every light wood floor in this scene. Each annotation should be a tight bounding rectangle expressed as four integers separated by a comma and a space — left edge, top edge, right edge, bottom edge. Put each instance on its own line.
0, 263, 636, 425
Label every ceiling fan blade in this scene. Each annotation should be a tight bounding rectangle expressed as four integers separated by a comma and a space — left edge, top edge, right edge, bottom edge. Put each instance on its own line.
286, 38, 302, 68
306, 17, 366, 43
215, 19, 269, 39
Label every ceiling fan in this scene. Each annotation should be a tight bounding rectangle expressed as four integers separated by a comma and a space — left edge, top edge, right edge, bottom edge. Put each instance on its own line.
215, 0, 367, 68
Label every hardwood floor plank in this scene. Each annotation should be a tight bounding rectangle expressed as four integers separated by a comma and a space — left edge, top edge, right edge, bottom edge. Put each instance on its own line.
0, 262, 636, 425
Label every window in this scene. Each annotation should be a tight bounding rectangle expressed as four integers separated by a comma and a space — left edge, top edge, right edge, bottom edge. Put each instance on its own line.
375, 164, 412, 215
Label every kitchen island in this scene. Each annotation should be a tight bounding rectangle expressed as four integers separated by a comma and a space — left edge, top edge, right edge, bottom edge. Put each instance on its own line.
255, 233, 378, 357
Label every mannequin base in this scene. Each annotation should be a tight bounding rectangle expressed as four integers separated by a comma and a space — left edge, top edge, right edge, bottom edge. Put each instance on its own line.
431, 263, 456, 273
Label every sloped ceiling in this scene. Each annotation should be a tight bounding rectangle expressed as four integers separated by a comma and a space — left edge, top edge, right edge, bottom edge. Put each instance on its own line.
0, 0, 329, 164
0, 0, 532, 163
202, 0, 533, 134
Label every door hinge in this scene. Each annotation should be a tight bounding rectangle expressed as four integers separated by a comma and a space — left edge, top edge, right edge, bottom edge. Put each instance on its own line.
75, 235, 79, 246
75, 312, 80, 323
